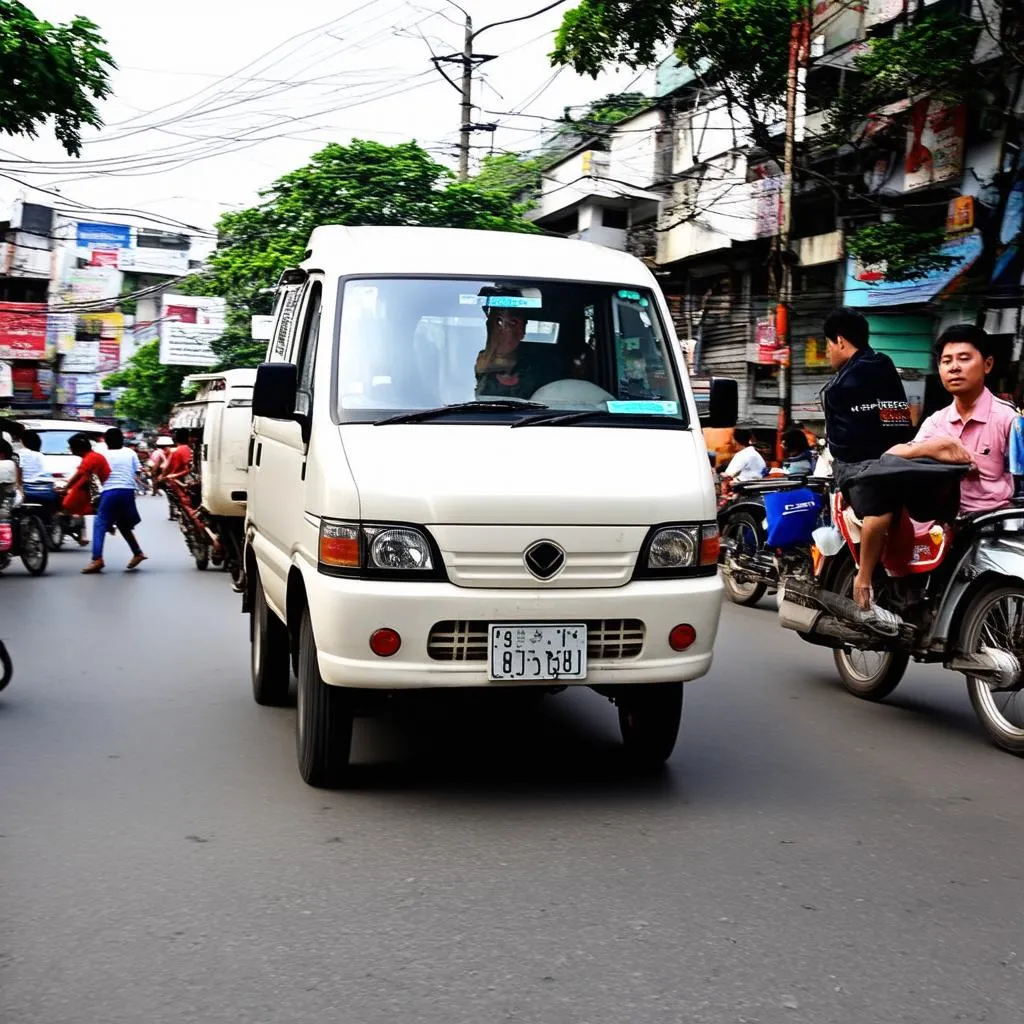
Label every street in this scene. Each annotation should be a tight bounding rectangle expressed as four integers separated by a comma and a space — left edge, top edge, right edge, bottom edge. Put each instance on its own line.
2, 505, 1023, 1024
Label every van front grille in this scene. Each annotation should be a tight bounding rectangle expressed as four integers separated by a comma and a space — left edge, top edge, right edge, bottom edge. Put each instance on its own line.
427, 619, 645, 662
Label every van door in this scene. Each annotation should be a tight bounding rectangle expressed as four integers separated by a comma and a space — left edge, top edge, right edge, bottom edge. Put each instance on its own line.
250, 279, 322, 614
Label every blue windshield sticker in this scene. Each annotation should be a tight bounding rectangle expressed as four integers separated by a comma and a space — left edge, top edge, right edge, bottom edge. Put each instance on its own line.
606, 400, 679, 416
484, 295, 543, 308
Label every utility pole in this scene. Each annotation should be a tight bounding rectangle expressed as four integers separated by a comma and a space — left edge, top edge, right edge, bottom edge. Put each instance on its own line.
429, 1, 569, 181
777, 1, 810, 440
458, 15, 475, 181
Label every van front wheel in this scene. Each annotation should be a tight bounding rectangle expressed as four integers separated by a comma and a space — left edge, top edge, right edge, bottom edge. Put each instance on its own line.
613, 682, 683, 770
296, 608, 354, 788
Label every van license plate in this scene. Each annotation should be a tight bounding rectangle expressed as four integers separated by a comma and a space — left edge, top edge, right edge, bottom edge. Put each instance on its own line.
488, 624, 587, 681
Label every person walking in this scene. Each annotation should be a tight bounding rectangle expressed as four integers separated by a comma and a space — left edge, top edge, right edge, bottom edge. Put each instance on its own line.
81, 428, 147, 574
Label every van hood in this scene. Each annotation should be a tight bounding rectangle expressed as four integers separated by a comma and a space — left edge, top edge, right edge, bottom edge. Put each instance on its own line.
339, 423, 714, 526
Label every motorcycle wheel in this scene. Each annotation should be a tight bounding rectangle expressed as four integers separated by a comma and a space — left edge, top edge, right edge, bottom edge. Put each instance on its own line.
0, 640, 12, 692
962, 584, 1024, 755
20, 516, 49, 576
47, 517, 64, 551
719, 511, 768, 607
829, 558, 907, 701
194, 544, 210, 571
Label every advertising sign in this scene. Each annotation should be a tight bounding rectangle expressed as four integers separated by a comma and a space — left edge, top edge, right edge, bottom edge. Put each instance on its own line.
60, 267, 122, 304
844, 230, 984, 307
80, 312, 125, 373
0, 361, 11, 399
47, 312, 76, 356
117, 247, 189, 276
89, 250, 120, 268
61, 338, 100, 373
904, 101, 966, 193
159, 294, 224, 367
76, 222, 132, 250
0, 302, 48, 359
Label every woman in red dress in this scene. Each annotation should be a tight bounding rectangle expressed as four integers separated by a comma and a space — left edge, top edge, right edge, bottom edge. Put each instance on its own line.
62, 435, 110, 545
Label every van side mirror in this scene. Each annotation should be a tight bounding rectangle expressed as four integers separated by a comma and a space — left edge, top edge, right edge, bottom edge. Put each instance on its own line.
704, 377, 738, 429
252, 362, 298, 421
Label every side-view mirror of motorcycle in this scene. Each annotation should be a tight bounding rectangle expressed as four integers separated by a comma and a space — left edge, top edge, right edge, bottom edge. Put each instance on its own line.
252, 362, 299, 422
704, 377, 738, 429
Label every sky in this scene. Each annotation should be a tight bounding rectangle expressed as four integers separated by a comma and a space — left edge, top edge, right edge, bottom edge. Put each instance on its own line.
0, 0, 654, 241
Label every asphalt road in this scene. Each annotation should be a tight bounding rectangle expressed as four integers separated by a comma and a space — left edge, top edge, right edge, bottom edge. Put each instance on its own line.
2, 502, 1023, 1024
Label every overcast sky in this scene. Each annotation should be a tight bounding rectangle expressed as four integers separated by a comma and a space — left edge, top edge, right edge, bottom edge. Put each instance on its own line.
1, 0, 653, 239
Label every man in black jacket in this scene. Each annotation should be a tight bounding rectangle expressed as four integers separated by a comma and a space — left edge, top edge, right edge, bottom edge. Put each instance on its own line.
821, 309, 913, 613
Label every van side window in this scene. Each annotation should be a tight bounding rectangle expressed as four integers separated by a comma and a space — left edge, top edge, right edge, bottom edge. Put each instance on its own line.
296, 283, 322, 393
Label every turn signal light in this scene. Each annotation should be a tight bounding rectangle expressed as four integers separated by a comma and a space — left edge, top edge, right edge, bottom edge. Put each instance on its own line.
699, 525, 721, 565
369, 628, 401, 657
319, 521, 359, 568
669, 623, 697, 652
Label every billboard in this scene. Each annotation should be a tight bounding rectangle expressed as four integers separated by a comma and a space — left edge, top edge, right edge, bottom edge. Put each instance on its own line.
61, 338, 100, 373
117, 247, 189, 275
0, 302, 48, 359
76, 222, 132, 250
79, 312, 125, 373
904, 101, 965, 193
159, 294, 225, 367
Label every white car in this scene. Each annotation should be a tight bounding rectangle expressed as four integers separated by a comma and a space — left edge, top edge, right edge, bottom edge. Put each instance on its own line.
14, 420, 109, 480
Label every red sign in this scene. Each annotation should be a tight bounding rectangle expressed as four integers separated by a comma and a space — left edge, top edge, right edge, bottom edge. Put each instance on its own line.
166, 305, 198, 324
89, 250, 120, 267
0, 302, 48, 359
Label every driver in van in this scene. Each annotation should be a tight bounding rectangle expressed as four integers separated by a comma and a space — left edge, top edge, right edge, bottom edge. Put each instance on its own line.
474, 310, 543, 399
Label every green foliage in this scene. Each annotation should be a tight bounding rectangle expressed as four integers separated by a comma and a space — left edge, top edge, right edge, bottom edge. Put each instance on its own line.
557, 91, 650, 134
825, 13, 982, 142
182, 139, 538, 368
474, 153, 544, 199
0, 0, 115, 156
846, 223, 957, 283
552, 0, 801, 127
103, 341, 201, 426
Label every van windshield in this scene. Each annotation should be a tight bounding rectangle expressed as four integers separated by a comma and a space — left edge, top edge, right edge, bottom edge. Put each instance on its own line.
336, 278, 688, 426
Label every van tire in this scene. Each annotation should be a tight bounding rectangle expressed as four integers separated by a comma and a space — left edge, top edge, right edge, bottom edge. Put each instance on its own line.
251, 583, 291, 706
296, 608, 354, 788
615, 682, 683, 770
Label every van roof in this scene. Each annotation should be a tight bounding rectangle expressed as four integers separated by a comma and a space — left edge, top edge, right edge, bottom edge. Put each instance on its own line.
302, 226, 655, 286
17, 419, 107, 434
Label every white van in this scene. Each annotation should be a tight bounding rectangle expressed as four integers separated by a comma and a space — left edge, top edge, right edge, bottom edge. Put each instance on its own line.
246, 226, 736, 787
169, 369, 256, 578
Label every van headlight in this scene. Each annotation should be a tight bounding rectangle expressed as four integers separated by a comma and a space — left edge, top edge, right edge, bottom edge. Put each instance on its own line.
318, 519, 442, 579
635, 523, 720, 579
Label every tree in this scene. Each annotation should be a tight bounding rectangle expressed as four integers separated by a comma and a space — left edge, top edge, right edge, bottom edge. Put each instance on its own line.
103, 342, 200, 426
0, 1, 115, 156
551, 1, 800, 145
551, 1, 1021, 281
182, 139, 538, 368
473, 152, 545, 200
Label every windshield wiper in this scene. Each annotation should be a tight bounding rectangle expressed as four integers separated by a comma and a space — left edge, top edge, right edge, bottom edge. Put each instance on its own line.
374, 400, 548, 426
510, 409, 687, 428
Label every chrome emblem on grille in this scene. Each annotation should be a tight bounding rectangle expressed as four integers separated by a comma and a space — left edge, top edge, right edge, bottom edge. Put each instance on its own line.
524, 540, 565, 580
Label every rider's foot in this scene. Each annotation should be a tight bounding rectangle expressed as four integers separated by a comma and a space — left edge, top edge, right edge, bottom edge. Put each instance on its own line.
126, 553, 147, 571
77, 536, 89, 547
81, 559, 104, 574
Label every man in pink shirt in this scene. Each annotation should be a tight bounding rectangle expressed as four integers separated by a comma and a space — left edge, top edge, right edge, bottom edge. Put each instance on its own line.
888, 324, 1016, 514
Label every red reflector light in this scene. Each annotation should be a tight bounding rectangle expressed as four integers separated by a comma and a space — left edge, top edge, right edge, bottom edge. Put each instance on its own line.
0, 523, 11, 552
369, 628, 401, 657
669, 624, 696, 652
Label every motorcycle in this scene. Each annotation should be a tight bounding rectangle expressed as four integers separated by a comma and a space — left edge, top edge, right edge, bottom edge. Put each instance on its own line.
718, 475, 830, 606
165, 474, 224, 572
0, 485, 50, 576
775, 471, 1024, 754
26, 482, 86, 551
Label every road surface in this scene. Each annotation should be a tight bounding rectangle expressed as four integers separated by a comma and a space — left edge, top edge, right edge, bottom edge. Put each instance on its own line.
2, 505, 1022, 1024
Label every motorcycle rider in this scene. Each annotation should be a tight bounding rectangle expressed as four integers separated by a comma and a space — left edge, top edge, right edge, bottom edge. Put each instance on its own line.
721, 428, 767, 487
821, 308, 913, 617
886, 324, 1016, 514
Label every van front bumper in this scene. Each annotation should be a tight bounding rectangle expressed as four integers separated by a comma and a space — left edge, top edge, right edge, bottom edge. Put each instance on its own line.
305, 573, 724, 689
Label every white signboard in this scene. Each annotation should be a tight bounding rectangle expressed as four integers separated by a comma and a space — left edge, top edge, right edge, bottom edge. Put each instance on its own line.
0, 361, 12, 399
60, 267, 122, 304
62, 339, 100, 373
118, 247, 190, 276
159, 293, 225, 367
251, 314, 274, 341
